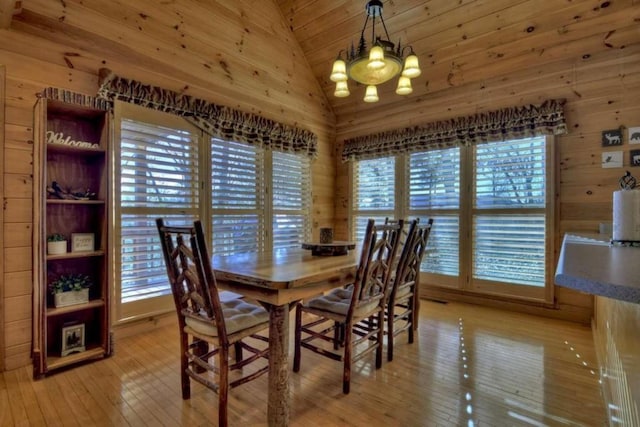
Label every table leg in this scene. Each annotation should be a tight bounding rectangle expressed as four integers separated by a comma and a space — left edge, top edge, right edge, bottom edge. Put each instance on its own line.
268, 304, 290, 426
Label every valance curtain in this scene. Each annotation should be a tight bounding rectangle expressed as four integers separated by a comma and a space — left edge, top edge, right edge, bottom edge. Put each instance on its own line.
342, 99, 567, 161
97, 69, 318, 158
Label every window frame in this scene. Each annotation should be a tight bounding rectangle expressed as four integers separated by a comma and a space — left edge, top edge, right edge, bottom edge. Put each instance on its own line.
113, 102, 312, 324
349, 136, 556, 304
464, 136, 555, 302
113, 102, 204, 323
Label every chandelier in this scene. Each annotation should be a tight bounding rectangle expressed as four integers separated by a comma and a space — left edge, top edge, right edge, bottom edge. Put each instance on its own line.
330, 0, 421, 102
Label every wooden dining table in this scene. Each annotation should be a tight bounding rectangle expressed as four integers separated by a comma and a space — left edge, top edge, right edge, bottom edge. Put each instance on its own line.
212, 246, 360, 426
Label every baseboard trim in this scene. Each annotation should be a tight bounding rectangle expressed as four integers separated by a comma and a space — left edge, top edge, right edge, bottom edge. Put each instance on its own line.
421, 286, 592, 324
113, 311, 177, 340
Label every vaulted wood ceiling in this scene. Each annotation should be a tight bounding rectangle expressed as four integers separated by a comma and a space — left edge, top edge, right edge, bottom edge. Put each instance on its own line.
278, 0, 638, 127
3, 0, 639, 139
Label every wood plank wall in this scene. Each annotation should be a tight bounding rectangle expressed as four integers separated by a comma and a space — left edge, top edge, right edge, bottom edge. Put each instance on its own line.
0, 1, 336, 370
0, 65, 5, 371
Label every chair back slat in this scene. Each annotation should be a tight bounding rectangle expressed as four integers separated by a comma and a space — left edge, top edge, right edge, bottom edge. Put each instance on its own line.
349, 219, 404, 318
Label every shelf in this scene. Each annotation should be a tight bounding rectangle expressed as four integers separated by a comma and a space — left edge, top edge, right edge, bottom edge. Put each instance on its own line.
47, 250, 105, 261
46, 346, 107, 371
46, 199, 105, 205
46, 299, 105, 317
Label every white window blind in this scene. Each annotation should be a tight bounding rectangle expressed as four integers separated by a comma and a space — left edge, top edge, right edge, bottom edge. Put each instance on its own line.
351, 135, 552, 301
409, 148, 460, 276
353, 156, 395, 241
119, 118, 199, 303
409, 149, 460, 210
211, 138, 263, 256
473, 137, 546, 286
474, 138, 545, 209
210, 139, 311, 255
473, 214, 545, 286
116, 108, 311, 321
272, 151, 311, 249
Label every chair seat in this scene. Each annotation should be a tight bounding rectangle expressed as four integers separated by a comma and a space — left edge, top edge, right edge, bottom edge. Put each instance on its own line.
185, 299, 269, 336
306, 286, 379, 318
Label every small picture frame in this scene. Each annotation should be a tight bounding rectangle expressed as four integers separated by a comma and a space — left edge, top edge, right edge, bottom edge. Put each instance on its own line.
602, 151, 623, 168
602, 128, 623, 146
61, 323, 85, 356
72, 233, 94, 252
630, 149, 640, 167
629, 126, 640, 144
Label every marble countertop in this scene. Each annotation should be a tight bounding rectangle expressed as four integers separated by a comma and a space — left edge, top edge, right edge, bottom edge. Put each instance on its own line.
554, 233, 640, 304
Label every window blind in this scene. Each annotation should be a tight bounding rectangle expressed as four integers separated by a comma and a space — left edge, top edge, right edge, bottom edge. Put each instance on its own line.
211, 138, 263, 256
474, 138, 545, 209
352, 135, 552, 300
473, 137, 546, 286
352, 156, 395, 241
272, 151, 311, 249
409, 148, 460, 276
354, 157, 395, 211
119, 118, 199, 303
210, 140, 311, 254
116, 108, 312, 321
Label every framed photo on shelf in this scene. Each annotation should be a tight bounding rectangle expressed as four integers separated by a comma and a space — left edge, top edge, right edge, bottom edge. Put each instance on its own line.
61, 323, 86, 356
71, 233, 94, 252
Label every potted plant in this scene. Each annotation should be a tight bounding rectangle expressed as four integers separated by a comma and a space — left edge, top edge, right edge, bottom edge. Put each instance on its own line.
47, 233, 67, 255
49, 273, 92, 307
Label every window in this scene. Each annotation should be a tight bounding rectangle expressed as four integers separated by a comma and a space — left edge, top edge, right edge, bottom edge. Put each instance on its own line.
115, 103, 311, 322
473, 138, 547, 288
115, 104, 200, 321
210, 140, 312, 255
351, 136, 554, 302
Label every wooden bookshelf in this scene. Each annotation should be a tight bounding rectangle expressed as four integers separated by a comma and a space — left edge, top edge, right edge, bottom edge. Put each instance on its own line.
32, 92, 113, 378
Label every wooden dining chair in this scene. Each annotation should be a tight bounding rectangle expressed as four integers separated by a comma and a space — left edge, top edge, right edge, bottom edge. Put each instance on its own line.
156, 218, 270, 427
293, 218, 403, 394
386, 218, 433, 361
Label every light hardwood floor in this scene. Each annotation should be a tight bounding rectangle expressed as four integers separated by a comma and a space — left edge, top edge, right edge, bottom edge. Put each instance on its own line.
0, 301, 606, 426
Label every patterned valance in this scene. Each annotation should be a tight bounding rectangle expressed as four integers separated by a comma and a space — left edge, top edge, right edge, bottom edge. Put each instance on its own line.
97, 69, 318, 158
342, 99, 567, 161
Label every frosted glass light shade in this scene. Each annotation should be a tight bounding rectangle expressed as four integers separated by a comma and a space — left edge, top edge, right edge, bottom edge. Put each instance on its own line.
402, 54, 421, 78
367, 45, 385, 70
395, 76, 413, 95
349, 54, 402, 85
330, 59, 348, 82
363, 85, 379, 103
334, 80, 350, 97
